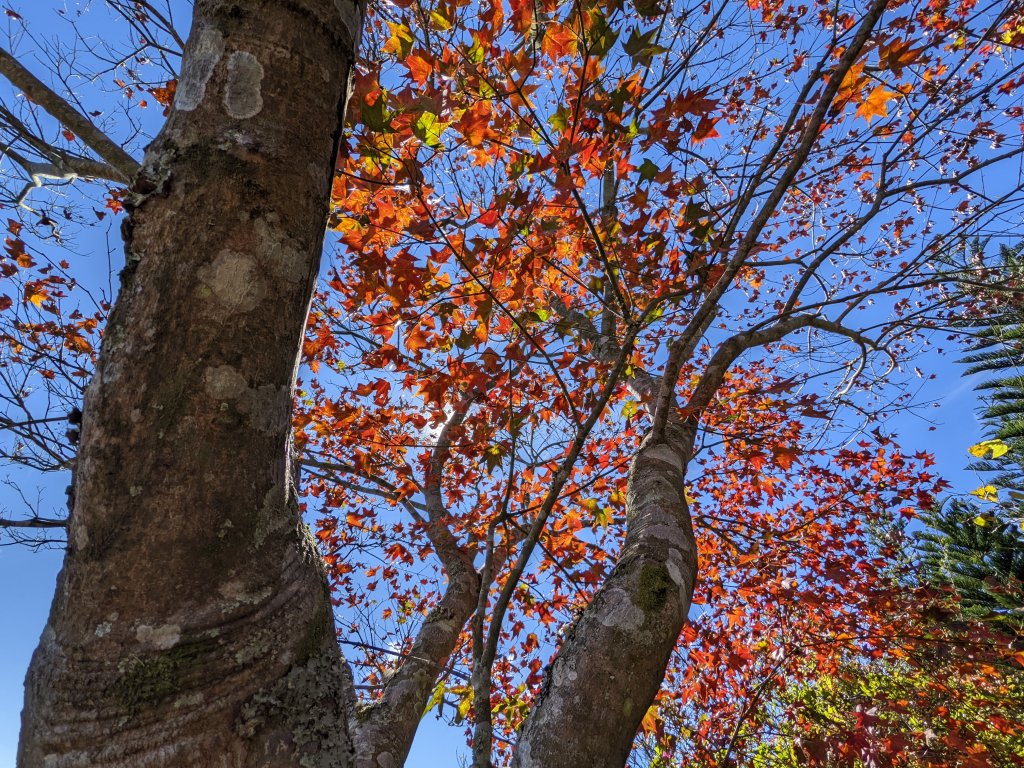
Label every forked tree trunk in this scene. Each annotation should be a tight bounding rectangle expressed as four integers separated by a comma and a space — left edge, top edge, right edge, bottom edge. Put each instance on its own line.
18, 2, 364, 765
512, 422, 698, 768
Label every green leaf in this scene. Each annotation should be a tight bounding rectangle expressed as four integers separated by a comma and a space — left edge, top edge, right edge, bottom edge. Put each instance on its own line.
633, 0, 667, 18
484, 443, 504, 473
362, 93, 392, 134
637, 158, 659, 182
413, 111, 445, 147
622, 399, 639, 419
548, 107, 569, 134
588, 10, 619, 58
623, 28, 669, 65
467, 36, 486, 64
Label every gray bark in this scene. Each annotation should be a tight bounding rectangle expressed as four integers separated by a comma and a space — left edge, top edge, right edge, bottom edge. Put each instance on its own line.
511, 421, 698, 768
17, 1, 365, 765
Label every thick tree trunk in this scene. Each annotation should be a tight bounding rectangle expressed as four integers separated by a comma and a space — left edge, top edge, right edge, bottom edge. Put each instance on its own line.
18, 2, 364, 766
512, 423, 698, 768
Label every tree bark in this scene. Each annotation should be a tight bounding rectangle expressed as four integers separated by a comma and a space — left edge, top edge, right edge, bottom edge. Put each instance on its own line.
512, 421, 698, 768
18, 1, 365, 766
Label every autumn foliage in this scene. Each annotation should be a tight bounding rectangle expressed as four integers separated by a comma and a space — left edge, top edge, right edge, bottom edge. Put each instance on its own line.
2, 0, 1024, 764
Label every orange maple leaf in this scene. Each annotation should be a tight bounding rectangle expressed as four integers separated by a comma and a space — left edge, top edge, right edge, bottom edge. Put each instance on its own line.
692, 115, 720, 143
456, 101, 493, 147
404, 323, 430, 353
23, 282, 49, 307
404, 53, 432, 86
856, 85, 898, 123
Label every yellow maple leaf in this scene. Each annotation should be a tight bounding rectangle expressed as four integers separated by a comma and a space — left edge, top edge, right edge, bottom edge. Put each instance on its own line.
970, 485, 999, 502
968, 439, 1010, 459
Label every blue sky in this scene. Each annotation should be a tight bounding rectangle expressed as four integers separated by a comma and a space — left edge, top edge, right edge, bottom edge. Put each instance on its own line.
0, 0, 1005, 764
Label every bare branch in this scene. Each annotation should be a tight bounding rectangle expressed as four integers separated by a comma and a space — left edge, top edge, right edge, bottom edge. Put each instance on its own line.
0, 514, 67, 529
0, 47, 139, 182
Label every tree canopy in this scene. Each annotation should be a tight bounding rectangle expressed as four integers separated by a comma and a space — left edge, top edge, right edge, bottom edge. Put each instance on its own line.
2, 0, 1024, 766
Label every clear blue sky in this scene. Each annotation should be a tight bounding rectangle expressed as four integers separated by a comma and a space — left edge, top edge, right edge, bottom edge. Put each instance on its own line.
0, 1, 997, 765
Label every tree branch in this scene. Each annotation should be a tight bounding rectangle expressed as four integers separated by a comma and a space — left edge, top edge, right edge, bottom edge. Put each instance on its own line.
0, 515, 67, 529
0, 47, 139, 182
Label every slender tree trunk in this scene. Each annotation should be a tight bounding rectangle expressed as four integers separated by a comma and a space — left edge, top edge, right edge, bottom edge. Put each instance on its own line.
18, 2, 364, 765
512, 422, 698, 768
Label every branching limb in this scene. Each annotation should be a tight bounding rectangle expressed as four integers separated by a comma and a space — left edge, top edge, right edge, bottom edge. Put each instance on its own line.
0, 47, 139, 182
685, 315, 887, 418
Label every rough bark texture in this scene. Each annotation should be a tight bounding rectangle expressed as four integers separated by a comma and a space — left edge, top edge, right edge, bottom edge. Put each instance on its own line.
18, 1, 364, 766
512, 423, 698, 768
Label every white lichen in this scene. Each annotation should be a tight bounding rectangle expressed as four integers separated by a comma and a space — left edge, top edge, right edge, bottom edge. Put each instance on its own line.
175, 26, 224, 112
598, 588, 645, 631
223, 51, 264, 119
136, 623, 181, 650
254, 217, 308, 284
204, 365, 248, 401
197, 250, 262, 313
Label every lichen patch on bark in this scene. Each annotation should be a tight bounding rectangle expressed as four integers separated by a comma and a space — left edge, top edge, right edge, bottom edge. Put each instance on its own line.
223, 51, 264, 119
204, 365, 247, 400
174, 26, 224, 112
136, 624, 182, 650
597, 588, 645, 631
197, 250, 262, 313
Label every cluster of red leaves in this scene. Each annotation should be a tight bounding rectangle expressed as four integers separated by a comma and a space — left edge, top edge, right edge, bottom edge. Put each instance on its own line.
0, 220, 102, 380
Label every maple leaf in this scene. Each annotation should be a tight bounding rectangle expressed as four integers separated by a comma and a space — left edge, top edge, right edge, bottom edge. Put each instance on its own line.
855, 85, 898, 123
23, 282, 48, 307
477, 207, 500, 227
404, 53, 432, 86
149, 79, 177, 107
404, 323, 430, 354
692, 115, 720, 143
773, 447, 800, 470
878, 38, 925, 75
382, 21, 414, 58
456, 101, 493, 147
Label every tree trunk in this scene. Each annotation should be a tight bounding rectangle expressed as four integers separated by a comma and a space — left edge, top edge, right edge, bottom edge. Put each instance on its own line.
512, 423, 698, 768
18, 2, 364, 765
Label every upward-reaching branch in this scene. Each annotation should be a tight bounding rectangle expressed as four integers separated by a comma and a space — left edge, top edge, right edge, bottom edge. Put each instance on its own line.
0, 47, 140, 182
353, 389, 483, 768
